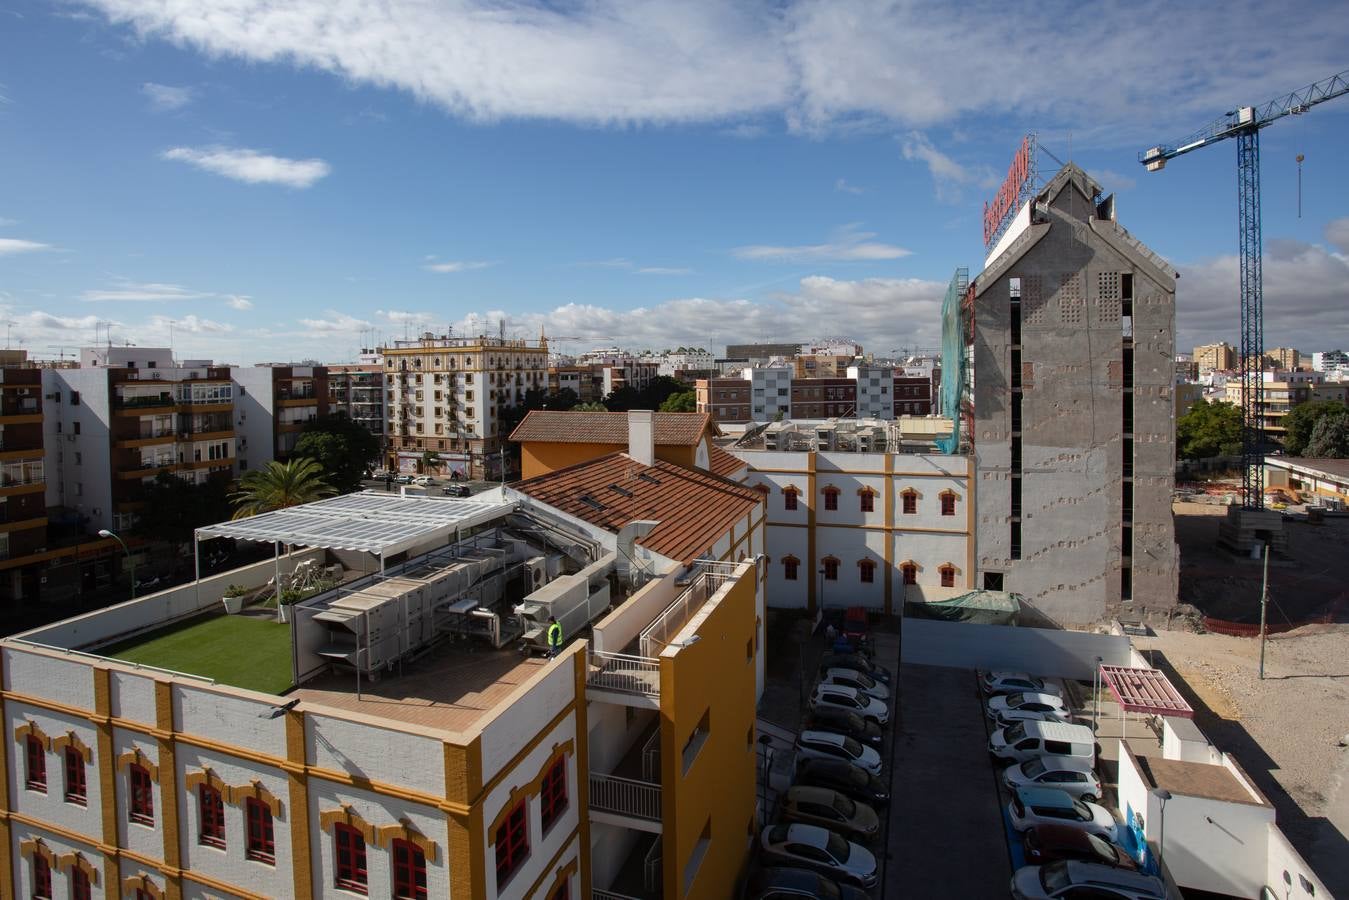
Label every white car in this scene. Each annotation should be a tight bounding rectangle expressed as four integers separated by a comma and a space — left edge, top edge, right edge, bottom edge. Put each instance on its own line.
1003, 757, 1103, 803
759, 823, 878, 889
820, 667, 890, 702
983, 671, 1064, 698
795, 730, 882, 776
1008, 788, 1117, 842
413, 475, 433, 486
1010, 861, 1165, 900
810, 684, 889, 726
994, 708, 1072, 729
987, 692, 1068, 721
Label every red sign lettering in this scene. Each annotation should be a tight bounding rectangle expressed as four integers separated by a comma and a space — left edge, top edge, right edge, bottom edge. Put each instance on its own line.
983, 136, 1031, 248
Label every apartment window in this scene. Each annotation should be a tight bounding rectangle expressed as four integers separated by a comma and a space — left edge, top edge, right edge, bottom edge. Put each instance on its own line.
540, 756, 568, 833
129, 764, 154, 826
783, 487, 798, 511
70, 867, 91, 900
73, 421, 80, 435
334, 823, 368, 894
940, 565, 956, 588
783, 556, 799, 581
822, 557, 839, 581
64, 747, 86, 805
940, 493, 957, 516
901, 490, 917, 515
25, 736, 46, 792
391, 839, 427, 900
859, 559, 876, 584
823, 487, 839, 511
859, 490, 874, 513
32, 854, 51, 900
69, 391, 80, 406
902, 563, 917, 585
494, 798, 529, 888
198, 784, 226, 849
245, 798, 275, 864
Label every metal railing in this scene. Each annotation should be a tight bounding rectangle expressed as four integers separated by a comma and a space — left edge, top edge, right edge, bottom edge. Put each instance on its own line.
587, 651, 661, 697
644, 838, 663, 892
590, 773, 661, 822
638, 567, 736, 658
641, 727, 662, 782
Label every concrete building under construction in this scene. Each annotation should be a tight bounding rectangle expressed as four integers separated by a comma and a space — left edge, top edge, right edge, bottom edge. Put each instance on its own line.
967, 162, 1178, 624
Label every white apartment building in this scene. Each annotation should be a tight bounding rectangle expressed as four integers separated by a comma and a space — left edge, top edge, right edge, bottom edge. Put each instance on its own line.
744, 368, 793, 421
846, 365, 895, 420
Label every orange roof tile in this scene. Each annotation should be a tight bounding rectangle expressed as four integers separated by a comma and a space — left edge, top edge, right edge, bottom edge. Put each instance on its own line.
509, 410, 714, 446
511, 452, 762, 565
708, 444, 745, 479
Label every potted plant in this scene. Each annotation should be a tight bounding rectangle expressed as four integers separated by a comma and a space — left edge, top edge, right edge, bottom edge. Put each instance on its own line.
222, 584, 248, 614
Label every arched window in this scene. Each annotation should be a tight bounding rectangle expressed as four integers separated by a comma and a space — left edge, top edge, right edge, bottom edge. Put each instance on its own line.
940, 491, 958, 517
901, 489, 918, 515
822, 557, 840, 581
391, 839, 428, 900
859, 559, 876, 584
129, 764, 154, 826
783, 486, 799, 511
901, 563, 917, 585
859, 488, 875, 513
198, 784, 226, 849
70, 867, 91, 900
245, 797, 275, 864
24, 735, 46, 792
32, 853, 51, 900
939, 564, 956, 588
823, 487, 839, 511
782, 556, 800, 581
335, 823, 369, 894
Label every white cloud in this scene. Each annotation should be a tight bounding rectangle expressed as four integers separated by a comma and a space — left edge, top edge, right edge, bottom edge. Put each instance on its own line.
149, 313, 232, 334
575, 258, 692, 275
0, 239, 52, 255
298, 311, 373, 333
834, 178, 864, 195
636, 267, 692, 276
423, 260, 494, 273
161, 146, 331, 188
142, 81, 194, 111
733, 224, 910, 262
900, 131, 996, 202
0, 217, 17, 227
1326, 218, 1349, 255
81, 281, 211, 302
226, 295, 254, 310
73, 0, 1347, 138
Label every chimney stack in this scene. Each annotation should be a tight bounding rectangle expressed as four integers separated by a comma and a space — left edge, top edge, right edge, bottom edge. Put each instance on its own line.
628, 410, 655, 467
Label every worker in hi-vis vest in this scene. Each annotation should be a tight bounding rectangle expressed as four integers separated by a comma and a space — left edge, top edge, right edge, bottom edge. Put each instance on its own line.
547, 616, 563, 657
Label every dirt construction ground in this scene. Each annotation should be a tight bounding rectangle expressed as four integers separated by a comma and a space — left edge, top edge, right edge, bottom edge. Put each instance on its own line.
1136, 625, 1349, 895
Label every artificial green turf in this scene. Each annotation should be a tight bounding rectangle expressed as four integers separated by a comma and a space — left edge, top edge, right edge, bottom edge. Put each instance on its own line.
105, 613, 293, 695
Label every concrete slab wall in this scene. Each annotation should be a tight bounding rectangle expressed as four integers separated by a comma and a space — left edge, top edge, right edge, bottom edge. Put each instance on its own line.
898, 618, 1130, 680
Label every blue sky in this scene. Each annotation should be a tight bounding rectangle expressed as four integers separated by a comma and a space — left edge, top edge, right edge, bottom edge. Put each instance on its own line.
1, 1, 1347, 364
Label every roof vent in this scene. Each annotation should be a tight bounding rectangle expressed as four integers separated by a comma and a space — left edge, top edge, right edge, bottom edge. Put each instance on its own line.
579, 494, 606, 510
637, 473, 661, 485
607, 483, 634, 498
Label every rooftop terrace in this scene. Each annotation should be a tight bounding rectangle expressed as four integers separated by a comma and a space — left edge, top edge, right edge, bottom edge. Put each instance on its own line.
99, 612, 292, 694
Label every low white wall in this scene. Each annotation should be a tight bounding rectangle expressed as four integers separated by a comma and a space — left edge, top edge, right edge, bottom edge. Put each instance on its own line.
16, 548, 326, 650
899, 618, 1131, 680
1265, 824, 1330, 899
592, 574, 680, 655
1161, 717, 1220, 765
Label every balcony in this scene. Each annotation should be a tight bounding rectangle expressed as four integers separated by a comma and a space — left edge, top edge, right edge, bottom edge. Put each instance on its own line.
113, 394, 175, 411
590, 773, 662, 830
586, 651, 661, 707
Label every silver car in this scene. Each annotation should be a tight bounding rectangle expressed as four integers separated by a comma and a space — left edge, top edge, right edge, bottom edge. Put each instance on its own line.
810, 684, 889, 725
760, 823, 878, 889
795, 730, 882, 776
1004, 757, 1103, 803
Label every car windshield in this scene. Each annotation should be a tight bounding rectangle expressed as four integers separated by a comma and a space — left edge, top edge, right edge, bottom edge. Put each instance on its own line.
842, 736, 864, 757
767, 825, 790, 844
1040, 861, 1071, 893
825, 831, 850, 861
1085, 832, 1118, 864
1004, 723, 1025, 742
851, 671, 875, 688
832, 794, 857, 818
1006, 692, 1026, 707
1072, 799, 1093, 820
1021, 758, 1046, 778
1028, 676, 1045, 689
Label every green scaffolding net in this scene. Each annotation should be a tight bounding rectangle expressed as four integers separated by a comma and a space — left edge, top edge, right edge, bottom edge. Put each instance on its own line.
936, 266, 969, 454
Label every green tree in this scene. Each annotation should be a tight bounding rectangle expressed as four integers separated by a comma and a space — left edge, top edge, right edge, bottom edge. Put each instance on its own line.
573, 401, 608, 412
658, 390, 697, 412
294, 413, 382, 492
422, 450, 442, 474
135, 472, 233, 556
1305, 407, 1349, 457
1282, 400, 1346, 456
231, 459, 336, 519
1176, 400, 1243, 460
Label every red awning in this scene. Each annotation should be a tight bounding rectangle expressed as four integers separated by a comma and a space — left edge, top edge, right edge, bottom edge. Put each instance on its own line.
1099, 665, 1193, 718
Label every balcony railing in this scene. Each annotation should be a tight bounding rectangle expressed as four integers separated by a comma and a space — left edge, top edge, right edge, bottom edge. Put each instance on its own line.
590, 773, 661, 823
587, 651, 660, 697
112, 395, 174, 410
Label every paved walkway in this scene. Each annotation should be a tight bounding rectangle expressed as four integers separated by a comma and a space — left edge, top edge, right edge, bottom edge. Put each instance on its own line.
886, 664, 1011, 900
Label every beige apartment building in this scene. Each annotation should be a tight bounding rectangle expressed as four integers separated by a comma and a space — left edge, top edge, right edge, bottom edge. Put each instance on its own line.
1193, 342, 1236, 374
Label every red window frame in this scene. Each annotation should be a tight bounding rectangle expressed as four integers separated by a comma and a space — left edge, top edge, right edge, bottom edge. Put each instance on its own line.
823, 488, 839, 511
198, 784, 226, 849
494, 798, 530, 888
859, 491, 874, 513
940, 566, 955, 588
246, 797, 276, 864
129, 764, 154, 826
783, 557, 799, 581
822, 558, 839, 581
32, 854, 51, 900
25, 736, 46, 792
64, 747, 86, 805
940, 493, 956, 516
783, 488, 798, 511
902, 491, 917, 515
334, 823, 369, 894
539, 756, 568, 833
902, 564, 917, 585
70, 867, 91, 900
391, 838, 428, 900
859, 560, 876, 584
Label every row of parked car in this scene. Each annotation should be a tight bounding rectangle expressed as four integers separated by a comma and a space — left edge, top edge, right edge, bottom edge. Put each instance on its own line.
744, 615, 893, 899
980, 671, 1166, 900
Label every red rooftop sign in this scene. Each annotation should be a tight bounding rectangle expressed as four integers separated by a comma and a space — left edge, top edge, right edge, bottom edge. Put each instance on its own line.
983, 135, 1032, 249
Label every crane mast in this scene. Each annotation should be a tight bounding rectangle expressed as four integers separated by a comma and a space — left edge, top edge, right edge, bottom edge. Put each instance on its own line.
1140, 69, 1349, 509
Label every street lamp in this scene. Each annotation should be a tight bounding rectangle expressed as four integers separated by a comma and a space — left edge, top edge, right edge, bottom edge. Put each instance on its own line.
98, 529, 136, 599
1093, 656, 1104, 736
1153, 788, 1172, 877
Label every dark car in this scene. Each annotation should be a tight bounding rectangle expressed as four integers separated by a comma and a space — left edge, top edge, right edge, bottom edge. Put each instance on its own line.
820, 652, 890, 684
1022, 824, 1140, 871
742, 865, 871, 900
805, 707, 883, 747
794, 759, 889, 807
442, 484, 471, 497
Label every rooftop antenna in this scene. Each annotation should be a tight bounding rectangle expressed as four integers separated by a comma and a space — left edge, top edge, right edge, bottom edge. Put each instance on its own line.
1296, 154, 1305, 218
1, 320, 13, 349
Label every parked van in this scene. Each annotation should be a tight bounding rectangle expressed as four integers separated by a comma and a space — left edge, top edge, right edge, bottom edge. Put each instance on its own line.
990, 720, 1095, 765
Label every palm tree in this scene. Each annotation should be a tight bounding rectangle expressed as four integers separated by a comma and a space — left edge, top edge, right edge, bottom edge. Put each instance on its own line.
231, 458, 336, 519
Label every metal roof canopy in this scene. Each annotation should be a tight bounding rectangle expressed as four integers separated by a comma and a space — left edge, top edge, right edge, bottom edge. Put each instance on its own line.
195, 492, 515, 559
1100, 665, 1194, 719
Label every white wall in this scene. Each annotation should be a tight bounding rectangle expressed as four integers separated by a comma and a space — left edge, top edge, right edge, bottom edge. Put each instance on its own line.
478, 651, 578, 784
899, 619, 1131, 680
1265, 825, 1330, 899
10, 824, 108, 900
592, 575, 681, 655
306, 713, 445, 796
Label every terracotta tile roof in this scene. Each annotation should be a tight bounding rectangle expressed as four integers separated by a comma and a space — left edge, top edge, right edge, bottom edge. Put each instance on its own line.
708, 444, 745, 479
511, 452, 762, 565
509, 410, 713, 446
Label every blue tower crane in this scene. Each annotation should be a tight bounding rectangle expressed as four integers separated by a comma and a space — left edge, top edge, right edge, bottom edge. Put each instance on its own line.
1140, 69, 1349, 508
